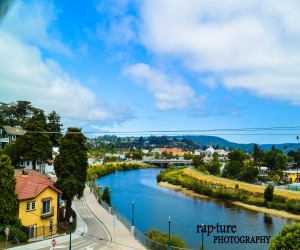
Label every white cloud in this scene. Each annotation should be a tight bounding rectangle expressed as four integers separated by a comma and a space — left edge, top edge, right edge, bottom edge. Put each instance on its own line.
124, 63, 195, 110
139, 0, 300, 104
0, 0, 134, 128
1, 0, 72, 56
96, 0, 139, 45
0, 31, 133, 125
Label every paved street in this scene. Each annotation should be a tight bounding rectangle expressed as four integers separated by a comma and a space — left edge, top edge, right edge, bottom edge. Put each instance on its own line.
10, 185, 146, 250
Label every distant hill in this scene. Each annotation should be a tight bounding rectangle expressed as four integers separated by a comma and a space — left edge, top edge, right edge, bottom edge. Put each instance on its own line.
172, 135, 300, 153
170, 135, 254, 153
88, 134, 299, 154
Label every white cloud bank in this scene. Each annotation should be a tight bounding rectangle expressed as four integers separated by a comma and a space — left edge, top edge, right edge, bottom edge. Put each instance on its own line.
124, 63, 195, 110
0, 0, 133, 127
139, 0, 300, 104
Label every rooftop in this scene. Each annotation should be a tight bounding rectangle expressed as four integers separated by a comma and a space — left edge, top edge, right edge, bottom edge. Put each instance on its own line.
15, 169, 61, 201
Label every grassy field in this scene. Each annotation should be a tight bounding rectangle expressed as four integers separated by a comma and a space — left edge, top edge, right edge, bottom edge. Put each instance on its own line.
184, 168, 300, 200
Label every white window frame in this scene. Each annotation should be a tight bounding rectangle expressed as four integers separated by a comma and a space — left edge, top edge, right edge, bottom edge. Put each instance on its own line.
31, 201, 36, 210
28, 225, 35, 239
26, 202, 30, 212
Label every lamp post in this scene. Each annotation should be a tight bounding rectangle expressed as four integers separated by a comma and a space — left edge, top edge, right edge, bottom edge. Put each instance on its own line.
69, 217, 73, 250
201, 223, 204, 250
168, 216, 171, 250
132, 201, 135, 226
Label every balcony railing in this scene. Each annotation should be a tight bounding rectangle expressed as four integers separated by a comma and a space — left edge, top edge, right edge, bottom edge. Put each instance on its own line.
41, 206, 54, 218
0, 138, 9, 143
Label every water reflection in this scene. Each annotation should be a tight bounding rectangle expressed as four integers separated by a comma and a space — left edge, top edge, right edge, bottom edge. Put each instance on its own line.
264, 214, 274, 234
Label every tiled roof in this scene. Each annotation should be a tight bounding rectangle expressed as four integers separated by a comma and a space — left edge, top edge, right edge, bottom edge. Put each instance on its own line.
15, 169, 61, 201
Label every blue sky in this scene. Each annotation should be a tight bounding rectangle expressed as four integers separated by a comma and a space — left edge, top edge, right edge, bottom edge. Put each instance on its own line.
1, 0, 300, 144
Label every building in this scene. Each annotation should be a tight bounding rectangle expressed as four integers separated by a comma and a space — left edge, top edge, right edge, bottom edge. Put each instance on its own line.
283, 170, 300, 184
15, 169, 62, 240
20, 147, 59, 174
159, 147, 184, 156
0, 125, 26, 149
214, 149, 229, 157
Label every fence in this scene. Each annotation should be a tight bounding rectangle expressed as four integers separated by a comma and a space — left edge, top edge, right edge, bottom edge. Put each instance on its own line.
90, 183, 193, 250
23, 220, 76, 241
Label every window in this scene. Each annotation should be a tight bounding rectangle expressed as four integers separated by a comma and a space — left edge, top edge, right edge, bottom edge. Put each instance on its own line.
31, 201, 36, 210
28, 226, 35, 239
11, 135, 16, 140
42, 200, 51, 214
26, 202, 30, 211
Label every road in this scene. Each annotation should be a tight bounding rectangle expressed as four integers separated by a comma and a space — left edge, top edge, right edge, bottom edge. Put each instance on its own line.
39, 198, 111, 250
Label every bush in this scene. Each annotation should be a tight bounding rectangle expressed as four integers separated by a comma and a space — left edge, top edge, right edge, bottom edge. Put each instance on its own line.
10, 228, 28, 244
269, 223, 300, 250
145, 227, 187, 248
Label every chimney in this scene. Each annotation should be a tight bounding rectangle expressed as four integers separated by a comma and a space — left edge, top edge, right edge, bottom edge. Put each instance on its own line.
22, 169, 28, 177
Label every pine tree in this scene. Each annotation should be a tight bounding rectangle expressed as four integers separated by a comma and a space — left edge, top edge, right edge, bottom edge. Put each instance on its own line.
264, 184, 274, 207
0, 155, 18, 225
102, 186, 111, 206
54, 127, 88, 221
23, 109, 53, 170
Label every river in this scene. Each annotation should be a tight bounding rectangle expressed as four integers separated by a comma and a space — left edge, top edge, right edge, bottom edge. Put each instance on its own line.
95, 168, 295, 250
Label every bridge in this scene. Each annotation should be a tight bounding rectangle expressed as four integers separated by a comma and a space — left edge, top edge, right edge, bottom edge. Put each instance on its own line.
143, 159, 193, 167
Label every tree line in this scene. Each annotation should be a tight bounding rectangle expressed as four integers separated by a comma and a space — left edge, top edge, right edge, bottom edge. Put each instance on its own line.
0, 101, 88, 226
0, 101, 62, 168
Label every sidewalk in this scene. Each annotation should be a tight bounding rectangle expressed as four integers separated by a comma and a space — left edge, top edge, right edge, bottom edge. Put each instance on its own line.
83, 185, 147, 250
9, 185, 146, 250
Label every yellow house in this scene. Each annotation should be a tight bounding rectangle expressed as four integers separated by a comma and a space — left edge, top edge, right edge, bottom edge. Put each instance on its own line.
15, 169, 62, 239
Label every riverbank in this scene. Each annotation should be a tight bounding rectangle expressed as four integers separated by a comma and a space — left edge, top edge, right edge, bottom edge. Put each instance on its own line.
158, 181, 300, 221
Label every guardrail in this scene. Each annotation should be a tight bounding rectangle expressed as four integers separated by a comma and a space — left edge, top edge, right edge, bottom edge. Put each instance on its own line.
89, 182, 193, 250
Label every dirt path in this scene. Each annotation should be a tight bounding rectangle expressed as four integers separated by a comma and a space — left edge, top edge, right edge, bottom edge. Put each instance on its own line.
184, 168, 300, 200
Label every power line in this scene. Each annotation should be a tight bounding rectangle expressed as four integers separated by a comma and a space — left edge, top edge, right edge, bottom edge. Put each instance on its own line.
23, 125, 300, 135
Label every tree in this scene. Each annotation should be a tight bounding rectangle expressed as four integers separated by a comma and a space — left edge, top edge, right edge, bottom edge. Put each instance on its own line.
47, 111, 63, 147
54, 127, 88, 221
206, 152, 221, 175
269, 223, 300, 250
264, 148, 282, 170
0, 154, 18, 225
253, 144, 264, 166
193, 155, 204, 168
23, 109, 53, 170
239, 161, 259, 183
0, 100, 36, 127
222, 161, 243, 179
206, 161, 221, 175
222, 149, 246, 179
2, 141, 23, 167
272, 174, 280, 183
132, 150, 144, 160
183, 152, 193, 160
228, 149, 246, 162
275, 153, 288, 171
102, 186, 111, 206
264, 184, 274, 207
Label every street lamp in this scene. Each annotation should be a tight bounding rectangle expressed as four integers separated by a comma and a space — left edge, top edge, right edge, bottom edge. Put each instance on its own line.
132, 201, 135, 226
69, 216, 73, 250
168, 216, 171, 250
201, 223, 204, 250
